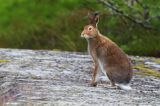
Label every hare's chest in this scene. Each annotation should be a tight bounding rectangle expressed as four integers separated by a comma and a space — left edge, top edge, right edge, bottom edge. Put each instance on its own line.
88, 44, 92, 55
88, 44, 105, 60
98, 59, 106, 74
88, 44, 97, 62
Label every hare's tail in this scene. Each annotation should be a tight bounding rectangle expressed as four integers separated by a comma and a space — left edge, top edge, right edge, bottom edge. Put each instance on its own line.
117, 84, 132, 91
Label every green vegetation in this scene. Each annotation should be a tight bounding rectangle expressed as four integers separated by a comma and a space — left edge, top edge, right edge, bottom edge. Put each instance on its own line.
0, 60, 10, 63
133, 65, 160, 78
0, 0, 159, 56
153, 58, 160, 64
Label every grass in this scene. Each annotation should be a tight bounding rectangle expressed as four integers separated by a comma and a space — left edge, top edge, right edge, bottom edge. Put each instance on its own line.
133, 65, 160, 78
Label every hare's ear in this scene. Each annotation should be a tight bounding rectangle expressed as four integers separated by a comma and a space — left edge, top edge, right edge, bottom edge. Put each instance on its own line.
88, 12, 100, 27
94, 12, 99, 26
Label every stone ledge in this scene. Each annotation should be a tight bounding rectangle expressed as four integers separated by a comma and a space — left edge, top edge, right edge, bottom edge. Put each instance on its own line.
0, 49, 159, 106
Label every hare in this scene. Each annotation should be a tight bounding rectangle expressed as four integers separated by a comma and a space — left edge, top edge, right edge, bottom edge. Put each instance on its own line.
81, 12, 133, 90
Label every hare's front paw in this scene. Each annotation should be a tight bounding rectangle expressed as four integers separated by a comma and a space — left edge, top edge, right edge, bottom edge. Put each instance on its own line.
90, 82, 97, 87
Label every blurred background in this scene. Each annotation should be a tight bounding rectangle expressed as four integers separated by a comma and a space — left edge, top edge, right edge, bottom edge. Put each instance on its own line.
0, 0, 159, 57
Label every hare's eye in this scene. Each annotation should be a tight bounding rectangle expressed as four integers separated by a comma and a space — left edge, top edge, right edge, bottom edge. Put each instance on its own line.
88, 27, 92, 31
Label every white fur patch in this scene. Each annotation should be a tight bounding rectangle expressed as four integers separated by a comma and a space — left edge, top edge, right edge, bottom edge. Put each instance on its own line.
81, 34, 90, 39
117, 84, 132, 91
98, 59, 109, 81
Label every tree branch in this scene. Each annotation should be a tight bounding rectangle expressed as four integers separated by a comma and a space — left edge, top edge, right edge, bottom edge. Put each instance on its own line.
97, 0, 154, 30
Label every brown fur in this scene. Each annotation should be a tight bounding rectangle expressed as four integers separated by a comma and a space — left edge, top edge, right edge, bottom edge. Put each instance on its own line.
81, 13, 132, 87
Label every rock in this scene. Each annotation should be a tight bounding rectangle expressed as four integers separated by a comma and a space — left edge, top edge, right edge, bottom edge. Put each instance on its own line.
145, 61, 160, 71
0, 49, 159, 106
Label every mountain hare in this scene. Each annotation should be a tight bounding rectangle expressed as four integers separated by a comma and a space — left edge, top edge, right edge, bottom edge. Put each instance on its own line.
81, 12, 133, 90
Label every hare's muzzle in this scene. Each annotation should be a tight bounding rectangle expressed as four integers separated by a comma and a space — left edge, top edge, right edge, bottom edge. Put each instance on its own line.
81, 34, 84, 38
81, 30, 90, 38
81, 31, 85, 38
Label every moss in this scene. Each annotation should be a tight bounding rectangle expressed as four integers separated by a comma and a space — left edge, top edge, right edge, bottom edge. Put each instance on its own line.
153, 58, 160, 64
133, 65, 160, 78
0, 60, 10, 63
